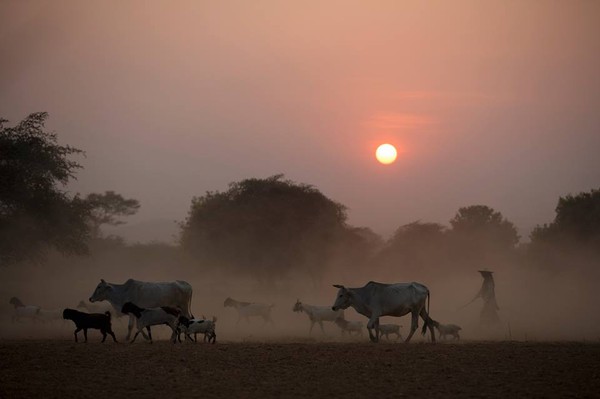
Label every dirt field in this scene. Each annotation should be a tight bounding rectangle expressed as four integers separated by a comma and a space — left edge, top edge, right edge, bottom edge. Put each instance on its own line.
1, 339, 599, 398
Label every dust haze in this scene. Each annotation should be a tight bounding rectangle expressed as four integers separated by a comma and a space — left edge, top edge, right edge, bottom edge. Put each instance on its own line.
1, 237, 599, 342
1, 1, 600, 344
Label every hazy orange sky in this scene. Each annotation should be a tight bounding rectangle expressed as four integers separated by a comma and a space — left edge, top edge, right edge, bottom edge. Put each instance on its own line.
2, 1, 599, 241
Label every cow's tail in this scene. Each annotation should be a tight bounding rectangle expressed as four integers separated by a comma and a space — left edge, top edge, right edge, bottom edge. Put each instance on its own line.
421, 290, 431, 336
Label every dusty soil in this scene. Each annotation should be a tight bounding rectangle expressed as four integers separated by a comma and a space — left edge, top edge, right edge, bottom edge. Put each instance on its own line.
1, 339, 599, 398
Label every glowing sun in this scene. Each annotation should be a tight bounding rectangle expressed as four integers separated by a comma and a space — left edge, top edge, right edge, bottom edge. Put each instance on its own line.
375, 143, 397, 164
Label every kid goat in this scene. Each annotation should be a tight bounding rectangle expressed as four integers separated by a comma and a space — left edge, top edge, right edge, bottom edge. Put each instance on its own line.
177, 315, 217, 344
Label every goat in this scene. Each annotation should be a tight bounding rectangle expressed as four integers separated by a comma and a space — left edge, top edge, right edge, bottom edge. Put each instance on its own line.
121, 302, 180, 343
334, 316, 364, 336
431, 320, 462, 340
378, 324, 402, 341
178, 315, 217, 344
224, 297, 274, 324
62, 308, 117, 343
9, 297, 41, 323
293, 299, 343, 335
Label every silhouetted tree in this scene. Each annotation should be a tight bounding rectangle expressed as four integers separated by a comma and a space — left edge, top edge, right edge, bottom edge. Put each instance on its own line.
180, 175, 354, 282
0, 112, 91, 265
374, 221, 448, 274
529, 189, 600, 269
448, 205, 519, 268
85, 191, 140, 237
531, 189, 600, 245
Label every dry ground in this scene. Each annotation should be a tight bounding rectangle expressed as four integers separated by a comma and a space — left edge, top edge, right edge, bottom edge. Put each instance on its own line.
1, 339, 599, 398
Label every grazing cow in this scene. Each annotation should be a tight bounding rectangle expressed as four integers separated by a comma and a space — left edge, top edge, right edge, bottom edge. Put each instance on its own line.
378, 324, 402, 341
89, 279, 193, 340
224, 297, 274, 324
121, 302, 180, 344
9, 297, 40, 323
334, 316, 364, 336
431, 321, 462, 340
62, 309, 117, 343
331, 281, 436, 343
178, 316, 217, 344
292, 299, 344, 335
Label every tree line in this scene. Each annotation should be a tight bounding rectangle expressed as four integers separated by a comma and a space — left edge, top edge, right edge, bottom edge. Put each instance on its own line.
2, 113, 598, 280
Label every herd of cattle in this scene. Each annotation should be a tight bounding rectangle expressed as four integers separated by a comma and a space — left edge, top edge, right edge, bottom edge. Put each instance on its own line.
7, 279, 463, 344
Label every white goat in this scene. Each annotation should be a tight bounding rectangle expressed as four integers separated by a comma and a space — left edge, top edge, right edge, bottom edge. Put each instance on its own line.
121, 302, 180, 343
178, 315, 217, 343
334, 316, 364, 336
378, 324, 402, 341
9, 297, 40, 322
293, 299, 344, 335
224, 297, 274, 324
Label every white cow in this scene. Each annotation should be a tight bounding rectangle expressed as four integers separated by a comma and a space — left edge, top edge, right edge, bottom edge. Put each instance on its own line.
77, 299, 115, 315
89, 279, 193, 341
224, 297, 274, 324
293, 299, 343, 335
331, 281, 436, 343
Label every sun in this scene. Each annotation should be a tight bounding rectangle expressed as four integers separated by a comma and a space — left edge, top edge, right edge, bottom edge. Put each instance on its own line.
375, 143, 397, 165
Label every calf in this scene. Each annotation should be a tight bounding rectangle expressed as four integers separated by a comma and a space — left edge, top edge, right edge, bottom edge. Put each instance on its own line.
334, 317, 364, 336
121, 302, 180, 344
431, 320, 462, 340
378, 324, 402, 341
178, 316, 217, 344
62, 308, 117, 343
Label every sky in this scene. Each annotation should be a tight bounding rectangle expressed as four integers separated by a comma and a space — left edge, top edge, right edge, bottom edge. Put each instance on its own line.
1, 1, 599, 241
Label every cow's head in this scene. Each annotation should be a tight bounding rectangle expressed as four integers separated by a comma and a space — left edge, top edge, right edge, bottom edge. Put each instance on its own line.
331, 285, 353, 311
223, 297, 234, 307
292, 299, 303, 313
89, 279, 112, 303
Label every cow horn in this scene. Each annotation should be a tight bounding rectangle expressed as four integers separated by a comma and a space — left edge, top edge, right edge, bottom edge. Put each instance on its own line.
333, 284, 344, 289
101, 279, 105, 283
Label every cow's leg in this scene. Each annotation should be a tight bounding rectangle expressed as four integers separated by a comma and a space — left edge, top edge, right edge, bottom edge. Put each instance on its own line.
101, 329, 107, 343
404, 311, 419, 343
367, 315, 380, 343
169, 324, 178, 343
146, 326, 153, 344
309, 320, 315, 335
130, 330, 140, 343
126, 315, 135, 341
420, 308, 436, 343
318, 321, 325, 334
74, 328, 81, 342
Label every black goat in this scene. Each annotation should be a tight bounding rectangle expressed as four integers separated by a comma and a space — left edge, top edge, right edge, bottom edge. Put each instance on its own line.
62, 308, 117, 343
